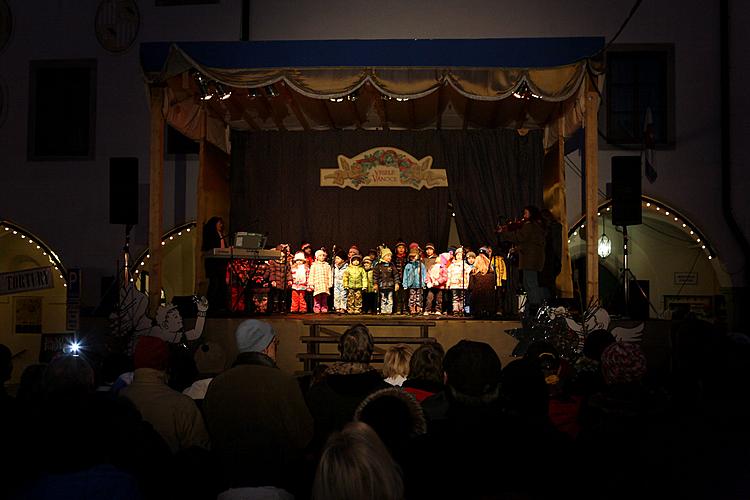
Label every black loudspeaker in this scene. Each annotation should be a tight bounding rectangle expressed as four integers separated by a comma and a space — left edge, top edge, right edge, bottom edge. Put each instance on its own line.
109, 157, 139, 225
611, 156, 642, 226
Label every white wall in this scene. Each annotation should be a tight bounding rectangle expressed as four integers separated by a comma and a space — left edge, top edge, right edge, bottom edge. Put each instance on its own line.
0, 0, 747, 310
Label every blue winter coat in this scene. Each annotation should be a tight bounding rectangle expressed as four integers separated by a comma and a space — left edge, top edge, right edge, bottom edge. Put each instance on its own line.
402, 261, 427, 289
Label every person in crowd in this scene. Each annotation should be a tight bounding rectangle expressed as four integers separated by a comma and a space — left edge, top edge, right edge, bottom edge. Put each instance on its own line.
300, 243, 315, 311
15, 362, 47, 404
332, 250, 349, 314
382, 343, 413, 386
309, 248, 333, 313
422, 243, 445, 316
392, 241, 409, 314
571, 328, 615, 398
362, 255, 378, 314
468, 253, 497, 319
447, 247, 471, 316
373, 247, 397, 314
14, 355, 172, 499
354, 387, 427, 488
290, 251, 311, 313
497, 205, 548, 318
305, 324, 389, 449
312, 421, 404, 500
402, 248, 427, 315
267, 243, 291, 314
464, 250, 476, 314
203, 319, 313, 492
182, 340, 227, 404
202, 216, 229, 314
120, 336, 210, 454
402, 342, 445, 403
540, 208, 563, 297
343, 254, 367, 314
578, 341, 671, 500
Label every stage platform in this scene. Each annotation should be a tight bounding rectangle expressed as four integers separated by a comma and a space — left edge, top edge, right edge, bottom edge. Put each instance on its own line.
202, 314, 523, 375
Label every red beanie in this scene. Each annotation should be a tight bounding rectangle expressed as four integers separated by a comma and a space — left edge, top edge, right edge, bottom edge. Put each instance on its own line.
134, 336, 170, 371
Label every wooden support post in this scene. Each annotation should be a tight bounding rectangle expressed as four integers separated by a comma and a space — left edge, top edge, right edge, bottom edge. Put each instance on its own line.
148, 87, 165, 314
584, 91, 600, 305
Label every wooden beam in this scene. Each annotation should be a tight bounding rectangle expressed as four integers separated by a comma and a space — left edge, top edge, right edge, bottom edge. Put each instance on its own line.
462, 97, 473, 130
148, 86, 165, 314
374, 94, 390, 130
280, 83, 311, 130
261, 87, 287, 131
584, 90, 600, 305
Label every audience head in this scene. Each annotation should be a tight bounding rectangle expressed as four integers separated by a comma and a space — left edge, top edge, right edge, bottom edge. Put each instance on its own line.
472, 254, 490, 275
16, 363, 47, 403
502, 358, 549, 419
338, 324, 374, 363
133, 336, 170, 371
194, 341, 227, 376
408, 342, 445, 384
313, 421, 404, 500
235, 319, 279, 361
443, 340, 502, 401
355, 388, 427, 458
583, 329, 616, 361
0, 343, 12, 383
601, 342, 647, 385
382, 344, 413, 380
43, 355, 95, 398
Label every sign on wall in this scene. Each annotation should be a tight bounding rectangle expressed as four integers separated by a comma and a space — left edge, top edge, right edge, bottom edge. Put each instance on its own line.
0, 266, 54, 295
15, 296, 43, 333
320, 147, 448, 190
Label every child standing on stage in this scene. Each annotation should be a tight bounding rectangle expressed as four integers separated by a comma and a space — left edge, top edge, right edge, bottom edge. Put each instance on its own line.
290, 252, 311, 313
373, 247, 397, 314
267, 244, 291, 314
332, 251, 348, 314
447, 247, 471, 316
469, 253, 497, 319
402, 248, 427, 315
362, 256, 377, 314
424, 245, 447, 315
464, 251, 477, 315
343, 254, 367, 314
393, 241, 409, 314
309, 248, 333, 313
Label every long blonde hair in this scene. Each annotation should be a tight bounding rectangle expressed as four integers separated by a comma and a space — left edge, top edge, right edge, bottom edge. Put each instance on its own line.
472, 254, 490, 275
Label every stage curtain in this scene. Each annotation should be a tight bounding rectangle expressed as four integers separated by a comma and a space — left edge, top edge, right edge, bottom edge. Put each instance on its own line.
231, 130, 452, 254
440, 129, 543, 313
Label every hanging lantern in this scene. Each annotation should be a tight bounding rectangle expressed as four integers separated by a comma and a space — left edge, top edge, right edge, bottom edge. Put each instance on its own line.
598, 233, 612, 258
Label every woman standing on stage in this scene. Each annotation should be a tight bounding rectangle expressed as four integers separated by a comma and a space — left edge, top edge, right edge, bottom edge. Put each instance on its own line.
497, 205, 548, 318
202, 216, 228, 314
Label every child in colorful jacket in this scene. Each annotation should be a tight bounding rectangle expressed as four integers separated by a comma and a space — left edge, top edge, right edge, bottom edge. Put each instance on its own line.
362, 256, 377, 314
290, 252, 311, 313
447, 247, 471, 316
402, 248, 427, 315
392, 241, 409, 314
424, 247, 448, 315
343, 254, 367, 314
332, 251, 349, 314
267, 244, 291, 314
373, 247, 397, 314
309, 249, 333, 313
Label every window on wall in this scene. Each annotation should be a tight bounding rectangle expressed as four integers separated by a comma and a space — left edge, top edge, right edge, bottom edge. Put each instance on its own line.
28, 60, 97, 160
605, 45, 674, 147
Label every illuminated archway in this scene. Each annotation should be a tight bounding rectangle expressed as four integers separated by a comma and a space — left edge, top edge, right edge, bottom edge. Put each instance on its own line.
567, 197, 730, 319
132, 221, 197, 301
0, 219, 70, 384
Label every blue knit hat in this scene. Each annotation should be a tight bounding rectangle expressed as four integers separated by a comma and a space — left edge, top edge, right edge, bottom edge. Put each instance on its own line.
235, 319, 276, 353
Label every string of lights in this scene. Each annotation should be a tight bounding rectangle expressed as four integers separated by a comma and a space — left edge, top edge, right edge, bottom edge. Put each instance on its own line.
567, 196, 716, 261
132, 221, 196, 287
0, 220, 69, 287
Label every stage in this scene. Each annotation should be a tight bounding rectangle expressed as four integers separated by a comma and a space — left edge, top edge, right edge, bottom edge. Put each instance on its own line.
201, 315, 523, 375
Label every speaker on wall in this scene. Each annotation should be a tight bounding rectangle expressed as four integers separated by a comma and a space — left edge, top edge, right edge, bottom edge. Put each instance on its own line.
611, 156, 642, 226
109, 157, 139, 225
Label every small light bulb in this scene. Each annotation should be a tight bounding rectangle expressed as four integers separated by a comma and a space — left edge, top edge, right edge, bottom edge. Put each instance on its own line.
186, 228, 191, 232
161, 242, 165, 246
701, 245, 706, 249
682, 224, 686, 227
646, 203, 651, 207
656, 207, 660, 211
708, 255, 713, 260
665, 211, 670, 216
169, 236, 174, 240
